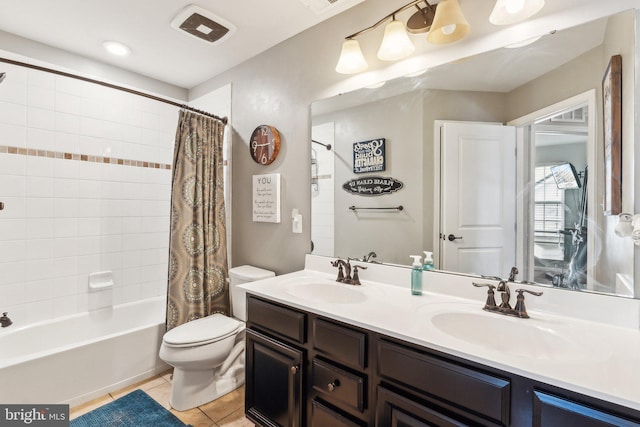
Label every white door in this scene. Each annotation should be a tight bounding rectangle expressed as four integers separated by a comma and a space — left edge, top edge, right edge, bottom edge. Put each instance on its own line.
440, 122, 516, 278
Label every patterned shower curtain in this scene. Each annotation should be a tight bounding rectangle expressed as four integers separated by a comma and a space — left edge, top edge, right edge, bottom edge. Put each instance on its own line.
166, 110, 229, 331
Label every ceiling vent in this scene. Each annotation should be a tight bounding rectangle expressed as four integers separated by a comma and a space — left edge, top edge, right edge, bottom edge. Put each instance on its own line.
170, 5, 236, 45
299, 0, 364, 15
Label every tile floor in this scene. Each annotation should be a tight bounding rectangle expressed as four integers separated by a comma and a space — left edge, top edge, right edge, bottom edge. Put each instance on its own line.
69, 369, 254, 427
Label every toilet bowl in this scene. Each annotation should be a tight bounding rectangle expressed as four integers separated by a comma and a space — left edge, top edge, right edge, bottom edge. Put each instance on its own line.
159, 265, 275, 411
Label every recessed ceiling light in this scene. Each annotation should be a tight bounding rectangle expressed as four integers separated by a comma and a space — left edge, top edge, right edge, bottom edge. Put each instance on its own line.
103, 41, 131, 56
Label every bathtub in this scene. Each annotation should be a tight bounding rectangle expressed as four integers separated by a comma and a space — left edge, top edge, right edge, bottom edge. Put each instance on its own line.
0, 296, 169, 406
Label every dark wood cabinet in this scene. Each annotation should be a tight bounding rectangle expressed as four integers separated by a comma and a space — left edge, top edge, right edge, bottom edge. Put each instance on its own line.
376, 386, 470, 427
377, 339, 510, 426
532, 391, 640, 427
245, 294, 640, 427
246, 329, 304, 427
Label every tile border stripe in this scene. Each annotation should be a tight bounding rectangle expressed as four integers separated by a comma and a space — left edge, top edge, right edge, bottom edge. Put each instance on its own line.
0, 145, 172, 170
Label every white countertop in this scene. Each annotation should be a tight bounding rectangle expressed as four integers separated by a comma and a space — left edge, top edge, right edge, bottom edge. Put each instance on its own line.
239, 255, 640, 412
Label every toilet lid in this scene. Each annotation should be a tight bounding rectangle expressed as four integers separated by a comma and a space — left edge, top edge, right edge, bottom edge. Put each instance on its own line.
163, 314, 242, 347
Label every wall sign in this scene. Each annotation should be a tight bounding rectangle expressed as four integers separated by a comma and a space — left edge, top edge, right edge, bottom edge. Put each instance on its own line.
342, 176, 403, 196
353, 138, 385, 174
253, 173, 281, 222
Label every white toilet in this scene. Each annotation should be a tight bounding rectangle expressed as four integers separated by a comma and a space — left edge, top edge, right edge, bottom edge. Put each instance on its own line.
159, 265, 275, 411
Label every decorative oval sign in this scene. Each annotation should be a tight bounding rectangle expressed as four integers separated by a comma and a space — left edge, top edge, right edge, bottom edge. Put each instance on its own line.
342, 176, 404, 196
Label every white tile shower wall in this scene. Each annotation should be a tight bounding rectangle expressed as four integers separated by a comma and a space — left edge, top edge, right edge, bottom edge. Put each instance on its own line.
311, 122, 334, 257
0, 63, 176, 326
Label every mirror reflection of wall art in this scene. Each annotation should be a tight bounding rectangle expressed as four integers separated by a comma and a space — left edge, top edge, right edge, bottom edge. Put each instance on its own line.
353, 138, 386, 174
342, 176, 404, 196
602, 54, 622, 216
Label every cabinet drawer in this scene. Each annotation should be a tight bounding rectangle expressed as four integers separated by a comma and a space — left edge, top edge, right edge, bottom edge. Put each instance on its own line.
312, 400, 364, 427
247, 296, 306, 344
378, 340, 510, 425
533, 391, 640, 427
313, 318, 367, 369
376, 386, 470, 427
312, 358, 366, 413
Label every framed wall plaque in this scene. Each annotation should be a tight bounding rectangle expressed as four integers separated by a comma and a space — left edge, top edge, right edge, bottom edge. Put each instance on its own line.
252, 173, 281, 223
602, 54, 622, 216
353, 138, 386, 174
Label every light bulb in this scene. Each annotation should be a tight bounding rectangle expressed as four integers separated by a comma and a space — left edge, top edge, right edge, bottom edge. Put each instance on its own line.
441, 24, 457, 35
505, 0, 525, 14
490, 0, 545, 26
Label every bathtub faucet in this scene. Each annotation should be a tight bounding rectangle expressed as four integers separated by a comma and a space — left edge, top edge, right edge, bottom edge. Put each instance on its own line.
0, 312, 12, 328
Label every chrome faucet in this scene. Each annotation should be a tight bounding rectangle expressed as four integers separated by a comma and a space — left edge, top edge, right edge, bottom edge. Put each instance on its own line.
1, 312, 12, 328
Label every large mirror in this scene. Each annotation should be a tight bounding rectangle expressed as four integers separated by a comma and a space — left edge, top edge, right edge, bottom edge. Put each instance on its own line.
310, 9, 636, 297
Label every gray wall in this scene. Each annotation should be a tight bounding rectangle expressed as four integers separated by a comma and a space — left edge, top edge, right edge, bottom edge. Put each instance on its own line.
186, 0, 637, 278
315, 91, 424, 265
189, 0, 400, 274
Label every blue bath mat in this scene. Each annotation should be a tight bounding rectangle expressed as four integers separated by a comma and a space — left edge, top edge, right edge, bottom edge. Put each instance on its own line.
71, 390, 191, 427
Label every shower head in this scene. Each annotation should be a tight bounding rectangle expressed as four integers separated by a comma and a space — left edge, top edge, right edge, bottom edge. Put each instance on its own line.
0, 72, 5, 84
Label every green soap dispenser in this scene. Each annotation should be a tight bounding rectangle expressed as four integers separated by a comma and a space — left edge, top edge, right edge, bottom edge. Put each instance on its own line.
410, 255, 423, 295
423, 251, 435, 271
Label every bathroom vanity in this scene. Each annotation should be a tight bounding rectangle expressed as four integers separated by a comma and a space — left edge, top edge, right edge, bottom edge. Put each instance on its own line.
241, 256, 640, 426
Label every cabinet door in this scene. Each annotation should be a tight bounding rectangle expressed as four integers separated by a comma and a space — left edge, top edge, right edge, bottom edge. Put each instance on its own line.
376, 386, 470, 427
246, 329, 303, 427
533, 391, 640, 427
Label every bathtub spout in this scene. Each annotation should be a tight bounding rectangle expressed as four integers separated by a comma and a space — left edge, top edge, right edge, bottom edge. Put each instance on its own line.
1, 312, 12, 327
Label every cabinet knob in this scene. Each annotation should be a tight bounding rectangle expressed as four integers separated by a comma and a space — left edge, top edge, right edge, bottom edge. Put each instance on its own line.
327, 379, 340, 392
290, 365, 299, 374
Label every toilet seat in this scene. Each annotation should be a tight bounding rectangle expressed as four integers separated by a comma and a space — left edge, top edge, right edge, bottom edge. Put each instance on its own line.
163, 314, 242, 348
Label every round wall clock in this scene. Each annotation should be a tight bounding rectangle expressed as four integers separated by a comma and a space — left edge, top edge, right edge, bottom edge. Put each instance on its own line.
250, 125, 281, 165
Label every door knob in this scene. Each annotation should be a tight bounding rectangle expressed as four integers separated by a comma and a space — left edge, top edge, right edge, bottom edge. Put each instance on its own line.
290, 365, 299, 374
448, 234, 463, 242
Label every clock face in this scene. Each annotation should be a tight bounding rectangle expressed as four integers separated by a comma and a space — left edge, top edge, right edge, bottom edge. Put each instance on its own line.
250, 125, 281, 165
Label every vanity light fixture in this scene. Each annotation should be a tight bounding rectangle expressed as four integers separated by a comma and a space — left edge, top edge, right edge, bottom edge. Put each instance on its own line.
615, 213, 640, 246
335, 0, 469, 74
490, 0, 545, 26
426, 0, 469, 45
102, 40, 131, 56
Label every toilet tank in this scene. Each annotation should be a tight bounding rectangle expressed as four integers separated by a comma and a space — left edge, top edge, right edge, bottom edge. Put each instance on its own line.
229, 265, 275, 321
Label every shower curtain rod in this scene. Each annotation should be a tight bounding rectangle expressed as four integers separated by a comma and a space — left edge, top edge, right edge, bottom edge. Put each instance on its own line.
0, 57, 227, 125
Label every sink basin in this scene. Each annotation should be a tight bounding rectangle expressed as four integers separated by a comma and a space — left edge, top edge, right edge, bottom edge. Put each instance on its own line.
283, 279, 367, 304
426, 308, 609, 362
